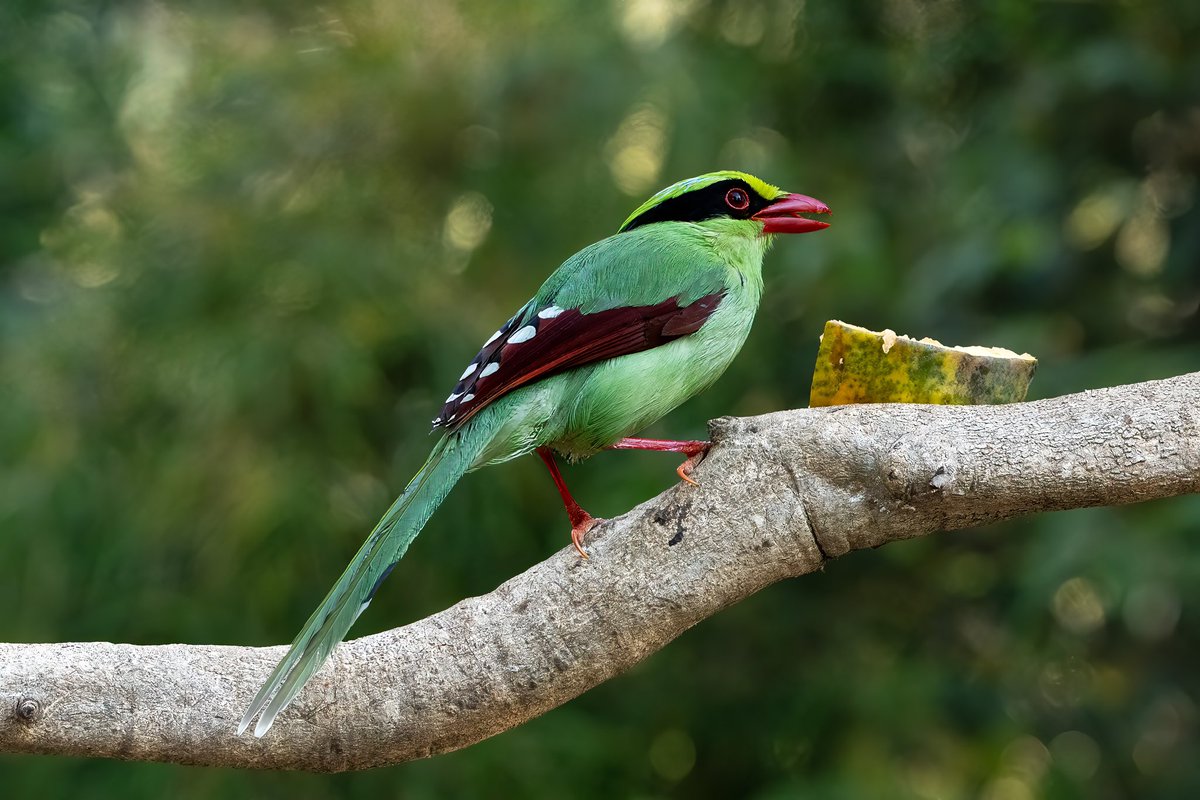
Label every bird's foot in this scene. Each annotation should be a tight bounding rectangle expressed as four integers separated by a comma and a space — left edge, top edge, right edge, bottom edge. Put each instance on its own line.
570, 513, 603, 559
538, 446, 603, 559
675, 446, 710, 486
608, 437, 711, 487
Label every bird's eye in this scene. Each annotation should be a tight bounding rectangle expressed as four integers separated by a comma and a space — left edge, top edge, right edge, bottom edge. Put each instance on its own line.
725, 188, 750, 211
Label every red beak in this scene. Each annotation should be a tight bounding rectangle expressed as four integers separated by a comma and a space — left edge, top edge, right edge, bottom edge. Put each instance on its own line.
751, 193, 831, 234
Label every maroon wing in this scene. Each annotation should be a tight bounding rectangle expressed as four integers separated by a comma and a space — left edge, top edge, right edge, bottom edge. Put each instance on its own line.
432, 291, 726, 431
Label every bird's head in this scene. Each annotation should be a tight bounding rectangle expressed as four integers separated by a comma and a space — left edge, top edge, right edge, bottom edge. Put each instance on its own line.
618, 170, 830, 236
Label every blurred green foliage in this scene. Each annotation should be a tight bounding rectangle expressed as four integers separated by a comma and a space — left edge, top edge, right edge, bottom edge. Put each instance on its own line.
2, 0, 1199, 797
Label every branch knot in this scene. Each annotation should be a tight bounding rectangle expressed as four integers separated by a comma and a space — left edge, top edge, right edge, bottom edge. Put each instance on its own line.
13, 696, 42, 724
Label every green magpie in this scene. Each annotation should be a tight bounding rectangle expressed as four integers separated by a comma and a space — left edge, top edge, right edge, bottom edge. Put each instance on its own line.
239, 170, 830, 736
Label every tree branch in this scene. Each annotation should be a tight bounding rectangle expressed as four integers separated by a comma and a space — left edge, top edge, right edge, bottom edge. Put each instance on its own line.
3, 373, 1198, 771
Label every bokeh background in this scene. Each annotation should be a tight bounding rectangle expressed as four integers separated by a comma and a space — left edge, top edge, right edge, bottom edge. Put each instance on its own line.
3, 1, 1199, 797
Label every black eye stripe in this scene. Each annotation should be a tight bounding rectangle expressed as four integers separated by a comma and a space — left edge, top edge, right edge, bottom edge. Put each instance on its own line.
620, 179, 772, 232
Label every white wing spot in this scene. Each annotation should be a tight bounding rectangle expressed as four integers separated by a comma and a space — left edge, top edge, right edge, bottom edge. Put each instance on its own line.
432, 417, 442, 425
460, 362, 478, 380
480, 362, 500, 378
462, 393, 475, 403
538, 306, 564, 319
445, 392, 462, 402
484, 330, 502, 346
508, 325, 537, 344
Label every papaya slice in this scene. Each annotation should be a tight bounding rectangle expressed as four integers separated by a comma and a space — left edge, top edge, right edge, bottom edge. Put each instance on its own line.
809, 320, 1037, 407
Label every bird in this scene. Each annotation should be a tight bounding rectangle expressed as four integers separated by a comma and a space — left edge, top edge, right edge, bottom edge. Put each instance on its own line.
238, 170, 830, 737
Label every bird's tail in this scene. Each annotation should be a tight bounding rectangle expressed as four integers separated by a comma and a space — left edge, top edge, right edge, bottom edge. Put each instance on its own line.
238, 423, 493, 737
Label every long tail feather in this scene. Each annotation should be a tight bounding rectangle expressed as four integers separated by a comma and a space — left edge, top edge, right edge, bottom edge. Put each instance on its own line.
238, 426, 490, 737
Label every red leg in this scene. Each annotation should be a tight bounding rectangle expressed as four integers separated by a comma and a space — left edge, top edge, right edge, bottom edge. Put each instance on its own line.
607, 437, 711, 486
537, 447, 600, 559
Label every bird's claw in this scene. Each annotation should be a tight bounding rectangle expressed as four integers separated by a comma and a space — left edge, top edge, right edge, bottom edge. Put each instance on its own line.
676, 443, 710, 487
571, 515, 602, 559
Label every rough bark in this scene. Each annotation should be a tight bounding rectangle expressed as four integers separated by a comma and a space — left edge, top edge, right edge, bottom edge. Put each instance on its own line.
2, 373, 1198, 771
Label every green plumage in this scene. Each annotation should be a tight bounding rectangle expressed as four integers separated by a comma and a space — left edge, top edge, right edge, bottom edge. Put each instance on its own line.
476, 220, 769, 464
240, 171, 821, 736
